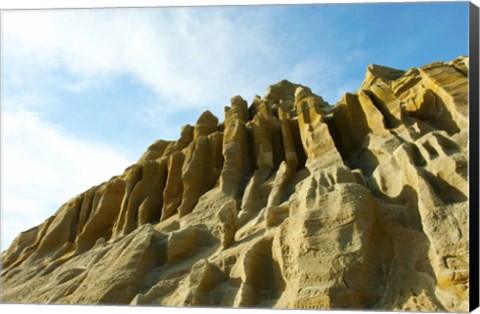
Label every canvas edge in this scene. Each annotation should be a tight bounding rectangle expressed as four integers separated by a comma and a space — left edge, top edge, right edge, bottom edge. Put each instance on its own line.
469, 1, 480, 312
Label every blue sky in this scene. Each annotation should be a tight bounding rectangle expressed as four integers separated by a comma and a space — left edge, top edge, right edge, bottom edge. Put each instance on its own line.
1, 1, 470, 249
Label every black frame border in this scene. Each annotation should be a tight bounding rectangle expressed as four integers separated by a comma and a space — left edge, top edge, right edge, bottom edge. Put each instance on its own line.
469, 1, 479, 312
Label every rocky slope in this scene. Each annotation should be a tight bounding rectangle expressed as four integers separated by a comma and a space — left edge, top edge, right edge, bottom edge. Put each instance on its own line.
0, 57, 470, 312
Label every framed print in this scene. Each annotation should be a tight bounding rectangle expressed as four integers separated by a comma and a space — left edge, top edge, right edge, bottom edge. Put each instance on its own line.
1, 0, 479, 313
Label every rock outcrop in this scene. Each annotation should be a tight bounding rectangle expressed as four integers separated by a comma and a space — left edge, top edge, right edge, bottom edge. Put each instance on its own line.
1, 57, 470, 312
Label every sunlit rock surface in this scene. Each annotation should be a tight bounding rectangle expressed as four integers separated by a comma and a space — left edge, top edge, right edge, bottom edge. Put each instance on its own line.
1, 57, 470, 312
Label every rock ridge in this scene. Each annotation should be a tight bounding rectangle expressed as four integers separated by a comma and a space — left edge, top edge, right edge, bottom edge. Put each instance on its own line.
1, 56, 470, 312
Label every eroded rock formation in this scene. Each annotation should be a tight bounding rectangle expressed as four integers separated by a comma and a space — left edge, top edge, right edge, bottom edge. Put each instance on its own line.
1, 57, 470, 312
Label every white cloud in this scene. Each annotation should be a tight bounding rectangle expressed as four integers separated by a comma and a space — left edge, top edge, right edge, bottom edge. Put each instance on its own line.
1, 93, 49, 111
2, 7, 359, 108
2, 9, 276, 107
1, 108, 132, 250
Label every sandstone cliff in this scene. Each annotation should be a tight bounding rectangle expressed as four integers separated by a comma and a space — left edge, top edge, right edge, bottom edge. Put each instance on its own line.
0, 57, 470, 312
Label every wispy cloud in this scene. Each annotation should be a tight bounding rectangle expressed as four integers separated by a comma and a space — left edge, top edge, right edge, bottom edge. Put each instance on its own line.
1, 108, 132, 249
4, 9, 267, 106
3, 7, 362, 107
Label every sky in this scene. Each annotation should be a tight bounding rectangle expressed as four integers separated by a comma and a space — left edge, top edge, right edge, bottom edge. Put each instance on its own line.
0, 1, 470, 250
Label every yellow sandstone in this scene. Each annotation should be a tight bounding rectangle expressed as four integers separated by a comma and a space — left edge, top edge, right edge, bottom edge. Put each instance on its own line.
0, 57, 470, 312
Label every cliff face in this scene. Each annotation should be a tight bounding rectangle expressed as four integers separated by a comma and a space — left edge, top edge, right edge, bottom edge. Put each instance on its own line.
0, 57, 470, 312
